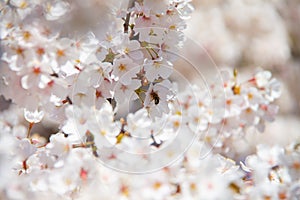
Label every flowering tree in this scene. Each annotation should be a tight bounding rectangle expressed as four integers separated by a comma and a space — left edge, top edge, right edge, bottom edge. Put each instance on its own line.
0, 0, 299, 199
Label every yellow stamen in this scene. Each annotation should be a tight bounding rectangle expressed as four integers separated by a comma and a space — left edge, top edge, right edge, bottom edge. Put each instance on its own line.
57, 49, 65, 57
153, 182, 162, 190
118, 64, 127, 71
116, 133, 124, 144
23, 31, 31, 41
169, 25, 176, 30
248, 93, 253, 99
232, 85, 241, 95
20, 1, 28, 9
190, 183, 197, 191
100, 130, 106, 136
175, 111, 182, 116
106, 35, 113, 42
173, 121, 180, 128
6, 23, 13, 29
124, 47, 130, 54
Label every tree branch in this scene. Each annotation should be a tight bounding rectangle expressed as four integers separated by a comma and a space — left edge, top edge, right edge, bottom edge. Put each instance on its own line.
123, 0, 136, 33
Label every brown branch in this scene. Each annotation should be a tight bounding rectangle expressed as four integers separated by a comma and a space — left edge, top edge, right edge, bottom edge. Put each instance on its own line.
123, 0, 136, 33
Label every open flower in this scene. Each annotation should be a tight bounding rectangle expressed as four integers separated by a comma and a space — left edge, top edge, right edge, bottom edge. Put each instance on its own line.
144, 58, 173, 82
43, 1, 70, 21
144, 80, 174, 118
24, 108, 44, 123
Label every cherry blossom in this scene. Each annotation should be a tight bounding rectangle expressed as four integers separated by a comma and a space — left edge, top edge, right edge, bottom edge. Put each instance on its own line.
0, 0, 294, 200
143, 58, 173, 82
43, 1, 70, 21
144, 80, 174, 118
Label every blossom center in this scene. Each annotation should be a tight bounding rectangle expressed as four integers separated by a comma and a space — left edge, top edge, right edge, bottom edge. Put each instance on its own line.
57, 49, 65, 57
20, 1, 28, 9
23, 31, 31, 41
36, 48, 45, 56
118, 64, 127, 71
33, 67, 41, 75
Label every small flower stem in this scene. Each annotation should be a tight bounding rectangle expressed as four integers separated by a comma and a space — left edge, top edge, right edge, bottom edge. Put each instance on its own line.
26, 122, 34, 139
146, 48, 156, 60
72, 142, 95, 148
149, 48, 159, 59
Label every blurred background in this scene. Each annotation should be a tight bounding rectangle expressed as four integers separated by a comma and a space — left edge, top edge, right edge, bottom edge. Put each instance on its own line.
178, 0, 300, 157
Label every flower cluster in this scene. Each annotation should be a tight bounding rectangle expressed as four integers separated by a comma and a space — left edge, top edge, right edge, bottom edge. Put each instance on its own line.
1, 104, 300, 199
0, 0, 193, 122
0, 0, 294, 200
200, 69, 281, 157
0, 68, 284, 199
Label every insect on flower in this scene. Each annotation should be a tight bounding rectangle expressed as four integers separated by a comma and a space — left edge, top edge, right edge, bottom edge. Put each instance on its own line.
150, 90, 160, 105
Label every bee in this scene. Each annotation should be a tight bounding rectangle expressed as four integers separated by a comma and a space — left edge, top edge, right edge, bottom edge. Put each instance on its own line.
150, 91, 160, 105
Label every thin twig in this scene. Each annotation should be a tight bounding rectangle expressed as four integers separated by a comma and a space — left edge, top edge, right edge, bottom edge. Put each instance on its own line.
26, 122, 34, 138
123, 0, 136, 33
72, 142, 95, 148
